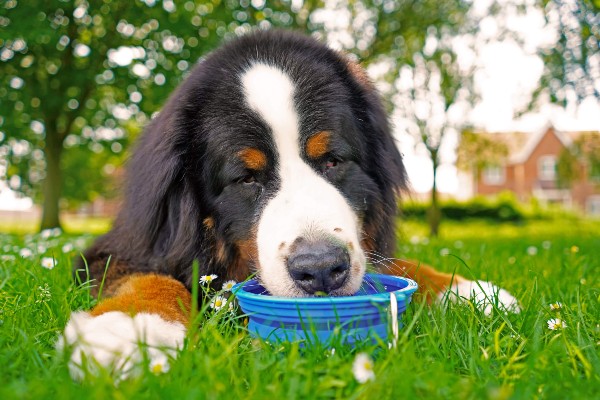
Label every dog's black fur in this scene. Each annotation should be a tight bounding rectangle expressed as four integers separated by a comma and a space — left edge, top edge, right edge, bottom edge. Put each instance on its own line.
80, 30, 407, 294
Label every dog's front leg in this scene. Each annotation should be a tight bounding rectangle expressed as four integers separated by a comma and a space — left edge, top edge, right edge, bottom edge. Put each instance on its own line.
57, 274, 191, 380
384, 259, 520, 314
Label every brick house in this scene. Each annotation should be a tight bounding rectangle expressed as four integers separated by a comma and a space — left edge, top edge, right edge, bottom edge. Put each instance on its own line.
470, 125, 600, 215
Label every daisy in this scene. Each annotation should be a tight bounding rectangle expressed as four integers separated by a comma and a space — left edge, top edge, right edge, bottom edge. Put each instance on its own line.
547, 318, 567, 331
19, 248, 33, 258
352, 352, 375, 383
62, 243, 74, 253
40, 229, 52, 239
527, 246, 538, 256
149, 358, 170, 374
210, 295, 226, 311
41, 257, 56, 269
222, 279, 237, 291
549, 302, 563, 311
199, 274, 218, 285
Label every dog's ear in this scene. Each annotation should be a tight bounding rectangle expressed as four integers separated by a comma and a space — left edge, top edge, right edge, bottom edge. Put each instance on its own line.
344, 58, 408, 256
115, 98, 205, 275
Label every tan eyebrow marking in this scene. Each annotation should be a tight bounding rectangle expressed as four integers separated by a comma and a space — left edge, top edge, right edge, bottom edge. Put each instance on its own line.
306, 131, 330, 159
238, 148, 267, 170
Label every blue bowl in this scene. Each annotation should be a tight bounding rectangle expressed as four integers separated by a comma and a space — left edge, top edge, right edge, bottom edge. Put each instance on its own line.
233, 273, 418, 345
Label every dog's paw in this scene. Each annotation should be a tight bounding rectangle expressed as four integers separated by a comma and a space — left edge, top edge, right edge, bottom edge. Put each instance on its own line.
439, 280, 520, 315
57, 311, 186, 381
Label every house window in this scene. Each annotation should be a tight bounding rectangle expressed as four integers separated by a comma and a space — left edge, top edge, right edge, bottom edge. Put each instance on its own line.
538, 156, 557, 181
482, 165, 505, 185
587, 196, 600, 216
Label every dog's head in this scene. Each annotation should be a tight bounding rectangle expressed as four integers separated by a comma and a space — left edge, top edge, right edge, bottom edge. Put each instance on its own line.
119, 30, 407, 297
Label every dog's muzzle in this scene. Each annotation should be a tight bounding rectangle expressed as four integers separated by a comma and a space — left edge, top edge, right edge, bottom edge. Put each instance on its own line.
286, 237, 350, 294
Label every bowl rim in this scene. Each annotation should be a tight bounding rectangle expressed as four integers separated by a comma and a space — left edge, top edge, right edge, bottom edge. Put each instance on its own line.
233, 273, 418, 305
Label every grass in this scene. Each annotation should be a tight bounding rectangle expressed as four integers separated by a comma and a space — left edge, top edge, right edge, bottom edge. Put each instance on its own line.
0, 218, 599, 399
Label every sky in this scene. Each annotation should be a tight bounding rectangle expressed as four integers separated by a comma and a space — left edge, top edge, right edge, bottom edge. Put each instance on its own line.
1, 0, 600, 210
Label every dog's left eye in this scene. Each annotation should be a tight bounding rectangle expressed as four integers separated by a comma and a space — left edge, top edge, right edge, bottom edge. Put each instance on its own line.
323, 156, 341, 173
325, 159, 338, 169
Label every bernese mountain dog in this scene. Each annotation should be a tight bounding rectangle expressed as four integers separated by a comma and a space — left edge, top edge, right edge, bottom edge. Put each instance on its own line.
60, 30, 519, 379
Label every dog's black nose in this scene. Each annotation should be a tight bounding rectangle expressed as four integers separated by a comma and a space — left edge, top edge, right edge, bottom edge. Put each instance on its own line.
286, 238, 350, 294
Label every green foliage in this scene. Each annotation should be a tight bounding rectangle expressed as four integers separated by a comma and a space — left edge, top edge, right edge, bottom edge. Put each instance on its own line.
556, 132, 600, 188
456, 130, 510, 172
403, 194, 526, 222
1, 220, 600, 397
538, 0, 600, 105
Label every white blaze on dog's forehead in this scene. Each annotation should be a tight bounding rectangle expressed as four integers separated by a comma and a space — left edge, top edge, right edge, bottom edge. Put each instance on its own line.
242, 64, 298, 146
241, 63, 365, 297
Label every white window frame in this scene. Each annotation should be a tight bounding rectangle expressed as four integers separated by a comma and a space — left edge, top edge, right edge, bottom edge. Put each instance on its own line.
538, 155, 557, 181
482, 165, 505, 186
586, 195, 600, 216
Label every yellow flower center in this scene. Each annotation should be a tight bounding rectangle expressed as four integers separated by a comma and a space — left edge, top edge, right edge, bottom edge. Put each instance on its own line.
152, 363, 164, 374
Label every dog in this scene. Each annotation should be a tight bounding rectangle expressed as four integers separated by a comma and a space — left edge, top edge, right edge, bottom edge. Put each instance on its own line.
59, 30, 519, 379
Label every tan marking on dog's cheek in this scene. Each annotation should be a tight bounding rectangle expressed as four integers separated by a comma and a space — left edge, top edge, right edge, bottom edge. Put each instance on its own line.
203, 217, 215, 230
238, 148, 267, 170
306, 131, 330, 159
229, 236, 259, 283
215, 240, 229, 265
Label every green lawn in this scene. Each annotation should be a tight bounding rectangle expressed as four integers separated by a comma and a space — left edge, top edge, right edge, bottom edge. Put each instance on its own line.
0, 219, 599, 399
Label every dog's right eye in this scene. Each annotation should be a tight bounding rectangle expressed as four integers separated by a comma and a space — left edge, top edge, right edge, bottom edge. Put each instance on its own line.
235, 174, 256, 185
242, 175, 256, 184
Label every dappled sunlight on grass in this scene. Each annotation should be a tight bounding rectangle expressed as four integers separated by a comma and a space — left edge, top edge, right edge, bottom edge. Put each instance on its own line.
0, 215, 113, 235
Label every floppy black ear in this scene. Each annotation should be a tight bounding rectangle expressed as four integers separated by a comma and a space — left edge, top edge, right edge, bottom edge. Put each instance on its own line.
108, 95, 208, 280
343, 59, 408, 257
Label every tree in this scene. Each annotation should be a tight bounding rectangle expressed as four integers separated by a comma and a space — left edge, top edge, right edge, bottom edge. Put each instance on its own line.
0, 0, 320, 230
392, 47, 475, 237
537, 0, 600, 105
456, 129, 509, 191
557, 132, 600, 187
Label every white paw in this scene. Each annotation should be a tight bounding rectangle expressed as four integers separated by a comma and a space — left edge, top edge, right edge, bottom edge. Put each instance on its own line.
56, 311, 186, 381
439, 280, 521, 316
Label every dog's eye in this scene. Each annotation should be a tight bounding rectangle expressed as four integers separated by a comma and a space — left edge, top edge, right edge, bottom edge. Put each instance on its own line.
326, 159, 338, 169
240, 174, 256, 184
323, 156, 341, 172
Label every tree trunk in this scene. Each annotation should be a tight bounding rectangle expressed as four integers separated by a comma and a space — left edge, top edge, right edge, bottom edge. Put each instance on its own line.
40, 125, 63, 230
427, 153, 441, 237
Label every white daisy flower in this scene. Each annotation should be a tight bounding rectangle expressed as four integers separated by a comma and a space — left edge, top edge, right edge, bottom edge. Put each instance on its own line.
352, 352, 375, 383
62, 243, 74, 253
41, 257, 56, 269
40, 229, 52, 239
149, 358, 170, 375
222, 280, 237, 291
199, 274, 218, 284
210, 295, 226, 311
527, 246, 538, 256
19, 248, 33, 258
547, 318, 567, 331
549, 302, 563, 311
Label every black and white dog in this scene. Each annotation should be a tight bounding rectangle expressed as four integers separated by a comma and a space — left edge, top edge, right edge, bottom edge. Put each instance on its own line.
60, 30, 519, 379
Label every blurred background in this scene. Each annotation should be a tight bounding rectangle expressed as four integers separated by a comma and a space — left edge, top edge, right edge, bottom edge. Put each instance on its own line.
0, 0, 598, 237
